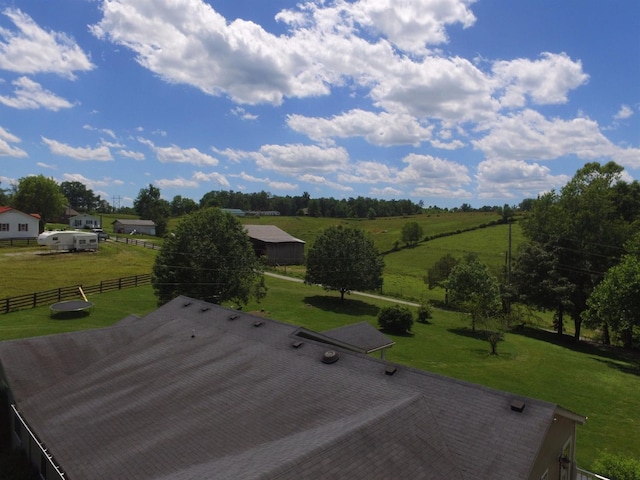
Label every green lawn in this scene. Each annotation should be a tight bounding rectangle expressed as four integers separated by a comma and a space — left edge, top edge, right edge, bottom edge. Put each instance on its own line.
0, 240, 157, 297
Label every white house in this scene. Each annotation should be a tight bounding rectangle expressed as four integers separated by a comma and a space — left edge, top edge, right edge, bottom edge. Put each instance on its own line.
69, 213, 101, 229
0, 207, 41, 239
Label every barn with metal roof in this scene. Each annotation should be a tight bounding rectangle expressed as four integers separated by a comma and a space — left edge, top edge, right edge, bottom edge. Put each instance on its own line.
244, 224, 305, 265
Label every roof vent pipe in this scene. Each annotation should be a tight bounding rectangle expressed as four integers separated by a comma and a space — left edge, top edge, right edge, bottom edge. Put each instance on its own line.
321, 350, 340, 364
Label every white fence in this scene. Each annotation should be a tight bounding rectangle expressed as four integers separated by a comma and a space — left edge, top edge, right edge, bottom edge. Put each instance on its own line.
577, 467, 610, 480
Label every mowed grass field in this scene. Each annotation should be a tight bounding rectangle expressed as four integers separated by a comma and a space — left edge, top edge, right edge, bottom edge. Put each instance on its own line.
1, 213, 638, 469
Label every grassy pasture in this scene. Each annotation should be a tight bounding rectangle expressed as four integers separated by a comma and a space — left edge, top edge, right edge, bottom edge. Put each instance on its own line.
0, 240, 157, 297
240, 211, 505, 254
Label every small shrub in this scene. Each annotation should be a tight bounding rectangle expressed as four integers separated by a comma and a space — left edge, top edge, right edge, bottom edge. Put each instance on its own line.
378, 305, 414, 335
417, 303, 433, 324
591, 452, 640, 480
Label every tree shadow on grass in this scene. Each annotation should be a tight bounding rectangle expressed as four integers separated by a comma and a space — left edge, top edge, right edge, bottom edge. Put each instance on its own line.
448, 327, 486, 341
510, 325, 640, 376
448, 328, 514, 359
303, 295, 380, 317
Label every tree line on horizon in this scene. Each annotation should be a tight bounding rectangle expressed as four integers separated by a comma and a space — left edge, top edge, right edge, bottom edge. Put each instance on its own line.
0, 177, 524, 229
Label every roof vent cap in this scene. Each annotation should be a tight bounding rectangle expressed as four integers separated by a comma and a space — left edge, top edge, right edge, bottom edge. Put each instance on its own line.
385, 366, 397, 376
321, 350, 340, 364
510, 399, 526, 413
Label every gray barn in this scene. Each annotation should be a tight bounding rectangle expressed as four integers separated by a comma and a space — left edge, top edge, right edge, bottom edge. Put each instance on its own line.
245, 224, 305, 265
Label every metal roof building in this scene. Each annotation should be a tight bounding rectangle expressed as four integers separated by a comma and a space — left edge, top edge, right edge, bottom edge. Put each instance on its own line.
0, 296, 585, 480
245, 224, 305, 265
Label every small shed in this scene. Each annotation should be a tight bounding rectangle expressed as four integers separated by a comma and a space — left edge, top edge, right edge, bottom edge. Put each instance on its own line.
112, 219, 156, 236
244, 225, 305, 265
0, 207, 41, 239
69, 213, 100, 229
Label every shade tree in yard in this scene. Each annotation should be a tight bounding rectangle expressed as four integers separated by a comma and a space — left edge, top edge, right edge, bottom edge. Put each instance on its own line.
11, 175, 67, 226
152, 207, 266, 306
305, 225, 384, 302
446, 253, 501, 333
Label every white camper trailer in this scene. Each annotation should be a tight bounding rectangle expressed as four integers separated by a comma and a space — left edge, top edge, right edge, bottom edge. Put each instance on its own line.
37, 231, 99, 252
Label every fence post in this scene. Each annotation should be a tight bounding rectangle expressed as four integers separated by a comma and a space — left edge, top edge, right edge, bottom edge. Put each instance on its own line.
32, 292, 37, 308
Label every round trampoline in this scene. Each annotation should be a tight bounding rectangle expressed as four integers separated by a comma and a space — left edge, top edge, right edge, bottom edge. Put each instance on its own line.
50, 300, 94, 318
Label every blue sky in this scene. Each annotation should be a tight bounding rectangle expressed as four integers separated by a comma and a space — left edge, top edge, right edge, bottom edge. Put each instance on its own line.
0, 0, 638, 209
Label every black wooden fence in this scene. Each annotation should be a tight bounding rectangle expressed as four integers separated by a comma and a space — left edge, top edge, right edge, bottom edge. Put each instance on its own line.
0, 273, 152, 314
0, 238, 39, 248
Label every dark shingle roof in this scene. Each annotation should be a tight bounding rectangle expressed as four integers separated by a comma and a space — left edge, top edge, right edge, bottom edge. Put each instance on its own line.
322, 321, 395, 353
0, 296, 581, 479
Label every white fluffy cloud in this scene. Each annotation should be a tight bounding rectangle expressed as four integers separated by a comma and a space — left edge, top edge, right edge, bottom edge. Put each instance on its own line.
42, 137, 113, 161
235, 171, 298, 191
288, 110, 433, 146
0, 77, 74, 110
139, 138, 219, 166
396, 153, 471, 187
299, 173, 353, 192
192, 171, 231, 187
614, 104, 634, 120
251, 144, 350, 175
493, 52, 589, 107
61, 173, 116, 189
155, 177, 200, 189
91, 0, 327, 105
0, 8, 93, 78
473, 109, 640, 168
475, 159, 570, 199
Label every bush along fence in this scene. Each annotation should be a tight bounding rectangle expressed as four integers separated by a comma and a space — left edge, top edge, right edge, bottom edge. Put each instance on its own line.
0, 273, 152, 314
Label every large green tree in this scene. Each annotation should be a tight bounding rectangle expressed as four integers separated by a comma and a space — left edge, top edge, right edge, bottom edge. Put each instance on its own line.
170, 195, 198, 216
401, 221, 423, 247
305, 225, 384, 302
446, 254, 501, 332
134, 184, 171, 236
152, 208, 266, 306
426, 253, 459, 291
584, 236, 640, 348
60, 181, 98, 212
518, 162, 636, 340
12, 175, 66, 226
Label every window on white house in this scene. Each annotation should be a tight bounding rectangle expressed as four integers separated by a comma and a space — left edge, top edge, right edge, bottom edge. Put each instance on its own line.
0, 223, 9, 231
18, 223, 28, 232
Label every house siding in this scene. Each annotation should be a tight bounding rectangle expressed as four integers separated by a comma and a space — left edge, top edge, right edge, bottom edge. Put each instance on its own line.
530, 414, 579, 480
0, 209, 40, 239
69, 214, 100, 229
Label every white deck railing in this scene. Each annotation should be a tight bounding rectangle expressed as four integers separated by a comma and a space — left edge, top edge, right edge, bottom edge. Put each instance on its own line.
577, 467, 610, 480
